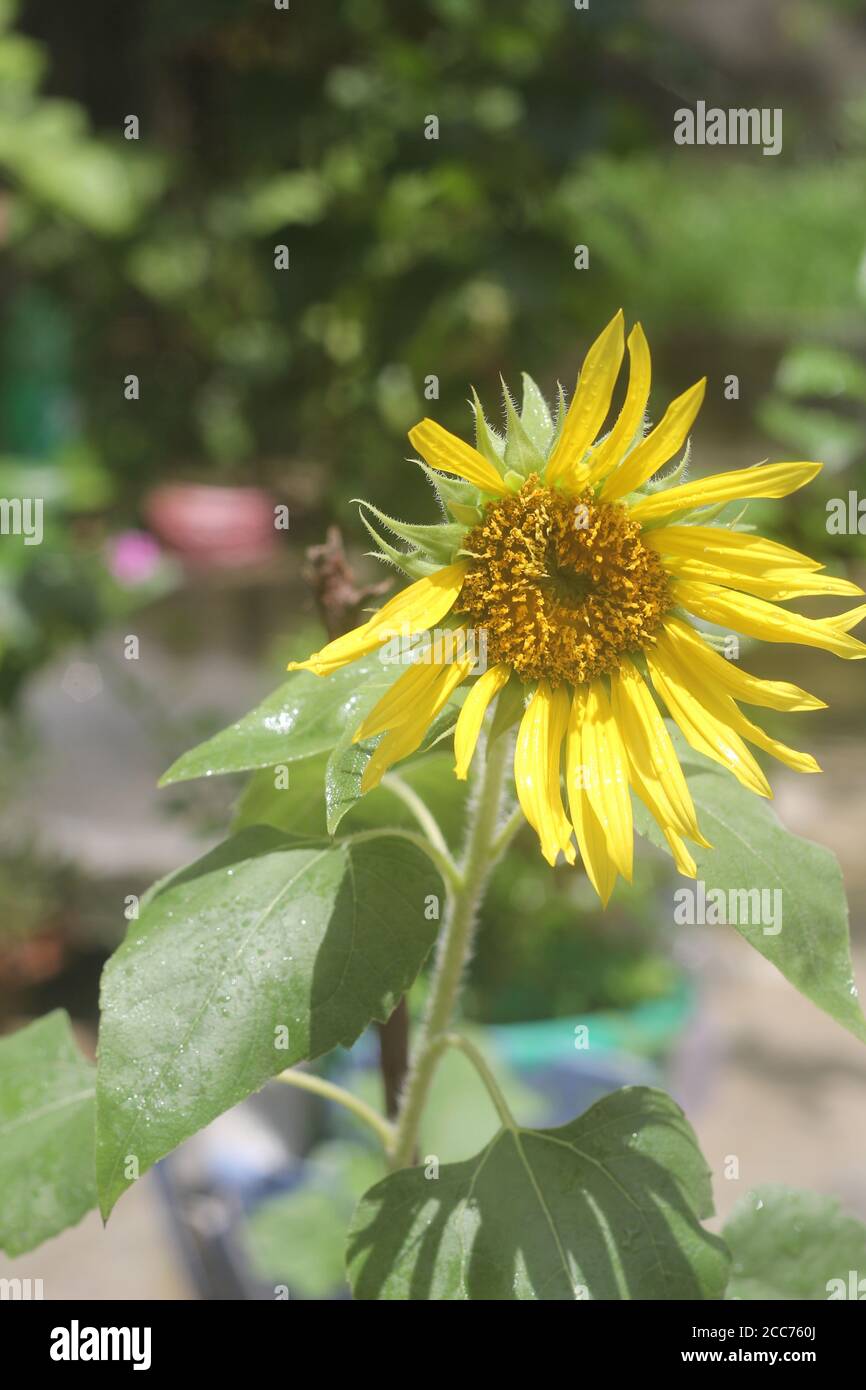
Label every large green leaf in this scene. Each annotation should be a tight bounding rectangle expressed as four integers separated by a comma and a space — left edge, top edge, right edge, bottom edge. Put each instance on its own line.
635, 728, 866, 1044
96, 828, 441, 1218
233, 754, 331, 838
723, 1185, 866, 1301
159, 653, 403, 785
347, 1085, 729, 1300
0, 1011, 96, 1256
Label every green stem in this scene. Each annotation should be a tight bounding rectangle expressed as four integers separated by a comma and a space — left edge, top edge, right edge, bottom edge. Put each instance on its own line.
274, 1067, 395, 1149
389, 732, 511, 1168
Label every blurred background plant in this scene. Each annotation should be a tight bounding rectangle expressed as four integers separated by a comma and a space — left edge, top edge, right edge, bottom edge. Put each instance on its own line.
1, 0, 865, 1299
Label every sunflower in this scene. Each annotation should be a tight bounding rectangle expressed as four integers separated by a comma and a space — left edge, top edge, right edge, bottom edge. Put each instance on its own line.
290, 312, 866, 903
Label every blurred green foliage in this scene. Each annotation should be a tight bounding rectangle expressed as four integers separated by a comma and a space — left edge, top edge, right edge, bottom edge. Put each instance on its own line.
1, 0, 863, 531
0, 0, 862, 705
758, 295, 866, 559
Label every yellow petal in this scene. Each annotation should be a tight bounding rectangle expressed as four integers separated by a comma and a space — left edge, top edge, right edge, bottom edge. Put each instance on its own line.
546, 684, 577, 864
654, 630, 820, 777
453, 664, 511, 779
354, 636, 465, 741
663, 828, 698, 879
610, 660, 708, 846
726, 707, 820, 775
360, 723, 424, 794
408, 419, 508, 496
673, 579, 866, 660
646, 647, 772, 797
546, 311, 625, 486
566, 688, 618, 905
660, 554, 862, 601
646, 524, 822, 574
580, 680, 633, 881
359, 657, 471, 792
820, 603, 866, 634
628, 460, 822, 525
584, 322, 652, 485
661, 617, 825, 712
287, 561, 469, 676
287, 618, 382, 677
600, 376, 706, 502
514, 682, 575, 866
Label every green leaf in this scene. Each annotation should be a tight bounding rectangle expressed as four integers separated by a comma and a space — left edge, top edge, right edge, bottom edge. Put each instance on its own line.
159, 654, 403, 786
233, 755, 330, 838
0, 1011, 96, 1256
347, 1085, 729, 1300
635, 728, 866, 1045
96, 828, 441, 1218
245, 1140, 384, 1299
723, 1185, 866, 1301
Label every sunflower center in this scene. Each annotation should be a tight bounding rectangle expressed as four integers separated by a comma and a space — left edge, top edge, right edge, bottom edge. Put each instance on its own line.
457, 475, 672, 687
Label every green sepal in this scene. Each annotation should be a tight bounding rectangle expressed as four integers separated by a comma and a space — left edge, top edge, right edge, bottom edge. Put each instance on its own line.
547, 381, 569, 455
643, 439, 691, 493
640, 496, 752, 532
447, 501, 484, 526
358, 501, 466, 564
519, 372, 555, 455
416, 461, 480, 512
501, 377, 546, 477
469, 387, 505, 468
358, 511, 439, 579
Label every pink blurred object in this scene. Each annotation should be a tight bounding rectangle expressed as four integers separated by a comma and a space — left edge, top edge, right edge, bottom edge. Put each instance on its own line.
108, 529, 163, 585
144, 482, 277, 569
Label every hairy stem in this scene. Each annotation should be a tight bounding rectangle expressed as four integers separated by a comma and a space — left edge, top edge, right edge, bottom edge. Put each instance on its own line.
388, 732, 511, 1168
